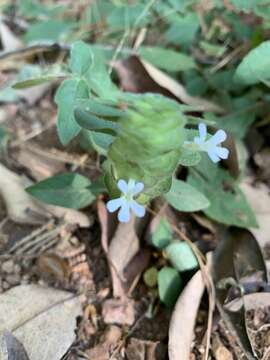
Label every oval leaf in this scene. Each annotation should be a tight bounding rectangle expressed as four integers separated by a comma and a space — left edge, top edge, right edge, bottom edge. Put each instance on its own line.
158, 266, 182, 308
165, 178, 210, 212
26, 173, 95, 209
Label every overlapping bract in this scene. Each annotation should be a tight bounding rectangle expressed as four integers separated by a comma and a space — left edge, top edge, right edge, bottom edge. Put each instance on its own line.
105, 94, 186, 202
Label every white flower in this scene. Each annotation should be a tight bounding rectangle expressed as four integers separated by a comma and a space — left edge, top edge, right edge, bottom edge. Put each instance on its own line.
192, 123, 229, 163
106, 179, 145, 223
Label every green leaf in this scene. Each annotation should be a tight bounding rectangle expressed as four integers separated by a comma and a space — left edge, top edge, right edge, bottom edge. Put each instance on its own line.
143, 267, 158, 288
139, 46, 196, 72
74, 98, 124, 134
158, 266, 182, 307
165, 12, 199, 47
165, 242, 198, 272
24, 20, 74, 43
18, 0, 64, 18
165, 178, 210, 212
0, 87, 20, 103
234, 41, 270, 85
151, 218, 173, 249
26, 173, 95, 209
187, 155, 258, 228
84, 47, 119, 100
79, 129, 114, 156
12, 65, 67, 89
74, 109, 119, 134
55, 78, 89, 145
70, 41, 93, 76
75, 99, 125, 118
178, 148, 201, 166
107, 4, 150, 30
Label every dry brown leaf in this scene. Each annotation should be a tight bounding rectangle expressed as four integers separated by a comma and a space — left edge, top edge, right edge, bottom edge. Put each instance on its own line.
112, 56, 224, 113
0, 284, 81, 360
241, 179, 270, 248
97, 199, 124, 297
0, 163, 90, 227
212, 335, 233, 360
140, 59, 224, 113
102, 298, 135, 326
126, 338, 166, 360
86, 325, 122, 360
227, 293, 270, 312
16, 83, 52, 106
15, 146, 65, 181
168, 270, 205, 360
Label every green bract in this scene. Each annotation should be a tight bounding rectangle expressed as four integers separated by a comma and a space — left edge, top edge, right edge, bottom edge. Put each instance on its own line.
105, 93, 186, 202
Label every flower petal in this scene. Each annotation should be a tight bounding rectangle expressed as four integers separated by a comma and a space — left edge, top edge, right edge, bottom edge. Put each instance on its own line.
106, 198, 123, 213
209, 129, 226, 145
130, 201, 146, 218
194, 136, 204, 145
215, 146, 229, 159
198, 123, 207, 140
127, 179, 136, 193
118, 202, 131, 223
117, 179, 128, 194
208, 148, 220, 163
132, 182, 144, 195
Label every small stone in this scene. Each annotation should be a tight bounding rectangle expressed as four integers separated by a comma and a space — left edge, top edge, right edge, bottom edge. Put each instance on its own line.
13, 264, 21, 274
2, 281, 10, 290
6, 274, 20, 285
1, 260, 14, 274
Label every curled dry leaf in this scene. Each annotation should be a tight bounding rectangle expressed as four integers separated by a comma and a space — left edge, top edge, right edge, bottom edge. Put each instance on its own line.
126, 338, 166, 360
97, 199, 146, 298
212, 335, 233, 360
112, 55, 224, 114
102, 298, 135, 326
0, 284, 82, 360
241, 179, 270, 248
86, 325, 122, 360
0, 163, 90, 227
168, 270, 205, 360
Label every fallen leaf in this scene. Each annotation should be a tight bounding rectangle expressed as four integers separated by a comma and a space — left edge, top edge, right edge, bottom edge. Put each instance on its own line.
102, 298, 135, 326
86, 325, 122, 360
16, 83, 52, 106
112, 56, 224, 113
168, 270, 205, 360
0, 22, 22, 51
97, 199, 124, 297
241, 179, 270, 248
213, 227, 266, 359
126, 338, 166, 360
0, 331, 30, 360
15, 145, 66, 181
0, 284, 82, 360
140, 59, 224, 113
212, 335, 233, 360
0, 163, 90, 227
227, 293, 270, 312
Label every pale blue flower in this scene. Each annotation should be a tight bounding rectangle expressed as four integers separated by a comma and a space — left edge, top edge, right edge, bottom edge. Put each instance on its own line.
106, 179, 145, 223
193, 123, 229, 163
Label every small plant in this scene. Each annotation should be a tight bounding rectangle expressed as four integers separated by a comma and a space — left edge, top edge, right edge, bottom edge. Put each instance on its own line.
20, 42, 256, 229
